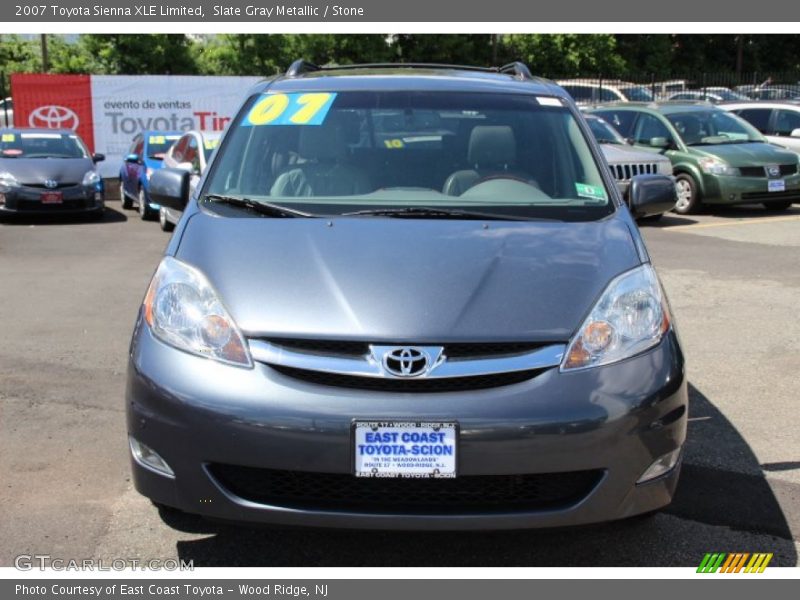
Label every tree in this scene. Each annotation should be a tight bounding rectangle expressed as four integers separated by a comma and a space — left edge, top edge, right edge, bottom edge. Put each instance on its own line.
503, 34, 626, 77
78, 34, 198, 75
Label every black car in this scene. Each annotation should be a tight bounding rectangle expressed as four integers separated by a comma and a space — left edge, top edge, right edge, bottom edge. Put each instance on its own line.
0, 128, 105, 218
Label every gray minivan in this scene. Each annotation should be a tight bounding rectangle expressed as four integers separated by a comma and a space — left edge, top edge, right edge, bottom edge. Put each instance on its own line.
131, 61, 686, 529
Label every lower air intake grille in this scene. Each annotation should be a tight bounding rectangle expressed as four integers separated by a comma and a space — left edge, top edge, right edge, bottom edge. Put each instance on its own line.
208, 464, 604, 514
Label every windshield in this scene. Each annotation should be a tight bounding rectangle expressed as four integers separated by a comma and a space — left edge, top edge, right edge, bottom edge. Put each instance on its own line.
586, 116, 626, 145
146, 134, 181, 159
619, 86, 654, 102
205, 91, 613, 220
0, 131, 89, 159
666, 110, 765, 145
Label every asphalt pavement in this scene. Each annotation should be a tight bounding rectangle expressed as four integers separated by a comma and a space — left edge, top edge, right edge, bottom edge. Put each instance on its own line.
1, 201, 798, 567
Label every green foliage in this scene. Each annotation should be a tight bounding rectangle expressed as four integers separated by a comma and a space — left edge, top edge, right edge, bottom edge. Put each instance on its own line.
2, 34, 800, 82
503, 34, 627, 77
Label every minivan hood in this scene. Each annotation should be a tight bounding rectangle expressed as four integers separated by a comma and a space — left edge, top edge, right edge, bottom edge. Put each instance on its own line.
687, 142, 799, 167
175, 212, 642, 342
0, 157, 94, 185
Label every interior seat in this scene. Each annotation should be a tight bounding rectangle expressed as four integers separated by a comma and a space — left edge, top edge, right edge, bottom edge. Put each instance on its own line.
442, 126, 533, 196
270, 122, 372, 197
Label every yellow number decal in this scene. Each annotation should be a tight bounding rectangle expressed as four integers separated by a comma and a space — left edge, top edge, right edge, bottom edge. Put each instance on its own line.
1, 134, 15, 142
383, 139, 404, 149
289, 93, 333, 124
248, 94, 291, 126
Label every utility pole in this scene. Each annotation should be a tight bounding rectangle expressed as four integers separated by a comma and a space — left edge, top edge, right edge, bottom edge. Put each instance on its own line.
41, 34, 49, 72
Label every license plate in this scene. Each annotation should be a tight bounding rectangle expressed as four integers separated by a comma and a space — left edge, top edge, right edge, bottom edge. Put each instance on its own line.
354, 421, 457, 478
40, 191, 63, 204
768, 180, 785, 193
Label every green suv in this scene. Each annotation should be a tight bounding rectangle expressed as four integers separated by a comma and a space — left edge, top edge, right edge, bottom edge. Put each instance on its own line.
589, 103, 800, 214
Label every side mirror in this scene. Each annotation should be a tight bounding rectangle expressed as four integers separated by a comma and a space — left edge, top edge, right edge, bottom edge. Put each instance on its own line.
649, 137, 670, 148
92, 153, 105, 163
629, 174, 677, 218
149, 168, 190, 211
791, 128, 800, 138
124, 153, 140, 163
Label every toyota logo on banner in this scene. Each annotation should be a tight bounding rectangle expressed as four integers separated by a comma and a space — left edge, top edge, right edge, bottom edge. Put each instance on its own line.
28, 105, 80, 130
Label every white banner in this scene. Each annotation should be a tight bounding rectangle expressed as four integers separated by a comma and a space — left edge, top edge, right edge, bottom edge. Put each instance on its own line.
90, 75, 261, 177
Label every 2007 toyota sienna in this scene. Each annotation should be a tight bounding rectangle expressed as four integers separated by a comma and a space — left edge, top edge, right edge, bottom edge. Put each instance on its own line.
129, 60, 686, 529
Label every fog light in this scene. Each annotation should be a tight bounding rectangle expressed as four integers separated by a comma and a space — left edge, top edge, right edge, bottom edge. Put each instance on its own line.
129, 436, 174, 478
636, 448, 681, 484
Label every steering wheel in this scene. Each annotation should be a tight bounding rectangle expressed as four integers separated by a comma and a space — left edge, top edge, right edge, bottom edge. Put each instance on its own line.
473, 174, 539, 188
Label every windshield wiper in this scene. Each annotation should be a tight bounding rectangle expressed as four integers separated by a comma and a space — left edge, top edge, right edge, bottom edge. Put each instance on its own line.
204, 194, 314, 218
341, 206, 540, 221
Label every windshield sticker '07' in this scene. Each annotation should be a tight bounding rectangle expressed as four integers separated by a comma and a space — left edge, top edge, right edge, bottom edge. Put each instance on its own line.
575, 182, 608, 201
243, 93, 337, 126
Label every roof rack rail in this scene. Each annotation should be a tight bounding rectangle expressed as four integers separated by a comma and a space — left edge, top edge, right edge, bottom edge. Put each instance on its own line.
283, 60, 534, 80
497, 62, 533, 80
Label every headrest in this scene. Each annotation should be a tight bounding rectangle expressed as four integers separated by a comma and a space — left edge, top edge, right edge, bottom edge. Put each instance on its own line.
467, 126, 516, 167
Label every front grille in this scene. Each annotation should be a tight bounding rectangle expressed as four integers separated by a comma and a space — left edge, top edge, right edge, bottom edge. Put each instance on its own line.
741, 190, 800, 201
264, 339, 548, 360
208, 464, 604, 514
271, 365, 545, 392
610, 163, 660, 181
23, 183, 80, 189
739, 164, 798, 178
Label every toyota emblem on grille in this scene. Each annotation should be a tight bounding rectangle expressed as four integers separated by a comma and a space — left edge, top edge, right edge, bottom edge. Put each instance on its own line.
766, 165, 781, 178
383, 347, 428, 377
44, 179, 58, 189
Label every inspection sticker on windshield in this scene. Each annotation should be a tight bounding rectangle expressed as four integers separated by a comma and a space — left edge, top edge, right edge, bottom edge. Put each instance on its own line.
243, 92, 337, 127
575, 182, 608, 201
354, 421, 457, 478
1, 133, 14, 142
768, 180, 785, 193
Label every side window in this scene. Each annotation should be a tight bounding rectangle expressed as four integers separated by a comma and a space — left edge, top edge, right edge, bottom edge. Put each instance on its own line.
735, 108, 772, 134
594, 110, 637, 138
774, 110, 800, 136
131, 136, 143, 158
562, 85, 593, 103
171, 136, 190, 163
634, 114, 672, 145
599, 88, 623, 102
184, 136, 200, 172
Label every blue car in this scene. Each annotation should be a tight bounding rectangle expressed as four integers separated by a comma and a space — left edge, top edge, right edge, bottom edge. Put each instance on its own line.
119, 131, 182, 219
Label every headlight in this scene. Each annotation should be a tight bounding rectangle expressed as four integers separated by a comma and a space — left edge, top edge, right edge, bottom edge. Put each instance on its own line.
698, 157, 739, 176
142, 256, 252, 368
0, 171, 19, 189
82, 171, 101, 186
561, 264, 671, 371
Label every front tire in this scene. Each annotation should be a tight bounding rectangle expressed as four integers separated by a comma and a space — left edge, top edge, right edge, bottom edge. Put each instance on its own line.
119, 182, 132, 209
673, 174, 701, 215
138, 187, 155, 220
763, 201, 792, 211
159, 207, 175, 232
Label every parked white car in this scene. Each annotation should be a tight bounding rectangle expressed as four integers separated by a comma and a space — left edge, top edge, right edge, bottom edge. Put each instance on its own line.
159, 130, 221, 231
557, 80, 654, 105
722, 102, 800, 153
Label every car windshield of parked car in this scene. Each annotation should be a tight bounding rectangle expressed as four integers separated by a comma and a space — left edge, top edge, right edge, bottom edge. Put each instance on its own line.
619, 86, 654, 102
146, 134, 181, 159
666, 110, 765, 145
587, 116, 627, 145
0, 131, 89, 159
205, 91, 613, 220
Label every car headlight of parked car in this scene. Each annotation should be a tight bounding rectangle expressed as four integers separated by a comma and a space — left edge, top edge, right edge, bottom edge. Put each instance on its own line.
82, 170, 101, 187
561, 264, 671, 371
143, 256, 252, 368
0, 171, 19, 190
698, 157, 739, 176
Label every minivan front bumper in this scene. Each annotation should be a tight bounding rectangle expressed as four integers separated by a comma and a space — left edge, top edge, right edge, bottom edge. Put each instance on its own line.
126, 318, 687, 530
